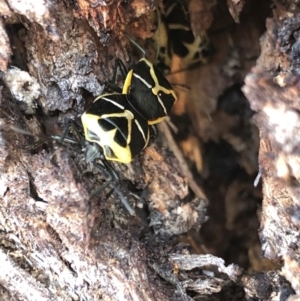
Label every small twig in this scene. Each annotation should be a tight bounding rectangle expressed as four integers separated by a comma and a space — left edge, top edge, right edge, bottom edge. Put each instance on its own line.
158, 121, 209, 202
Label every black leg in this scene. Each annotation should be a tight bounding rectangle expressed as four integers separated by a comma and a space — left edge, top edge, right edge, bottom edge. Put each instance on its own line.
67, 119, 85, 147
55, 118, 85, 148
90, 161, 135, 216
150, 124, 158, 139
25, 137, 49, 150
105, 59, 129, 93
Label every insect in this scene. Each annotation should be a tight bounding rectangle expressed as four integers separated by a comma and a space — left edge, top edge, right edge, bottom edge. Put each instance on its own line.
81, 36, 177, 164
78, 38, 177, 214
106, 36, 177, 125
123, 57, 177, 125
81, 93, 150, 164
78, 36, 178, 213
151, 0, 212, 74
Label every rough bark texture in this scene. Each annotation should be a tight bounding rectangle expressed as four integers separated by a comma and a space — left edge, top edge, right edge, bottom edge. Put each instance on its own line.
0, 0, 299, 300
243, 1, 300, 298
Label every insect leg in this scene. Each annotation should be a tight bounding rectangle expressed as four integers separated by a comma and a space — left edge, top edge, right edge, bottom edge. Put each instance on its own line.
58, 119, 85, 147
90, 161, 135, 216
105, 59, 128, 93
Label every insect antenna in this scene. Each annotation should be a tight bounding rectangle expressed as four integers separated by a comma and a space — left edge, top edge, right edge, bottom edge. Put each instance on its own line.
125, 34, 146, 58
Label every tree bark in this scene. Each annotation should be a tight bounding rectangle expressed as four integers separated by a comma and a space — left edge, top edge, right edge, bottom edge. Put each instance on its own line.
1, 0, 300, 300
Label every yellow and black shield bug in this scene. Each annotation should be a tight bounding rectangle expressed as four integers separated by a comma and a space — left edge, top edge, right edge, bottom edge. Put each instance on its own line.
81, 93, 150, 164
119, 36, 177, 125
151, 0, 212, 74
78, 36, 177, 214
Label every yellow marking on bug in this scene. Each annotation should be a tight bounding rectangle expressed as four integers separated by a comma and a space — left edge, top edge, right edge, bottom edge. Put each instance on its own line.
94, 93, 118, 102
130, 66, 169, 116
81, 111, 135, 163
168, 23, 190, 31
122, 70, 133, 94
148, 116, 165, 125
165, 2, 177, 16
132, 73, 152, 88
141, 59, 176, 98
134, 119, 147, 143
152, 12, 170, 64
100, 111, 134, 145
182, 36, 204, 64
101, 96, 125, 110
